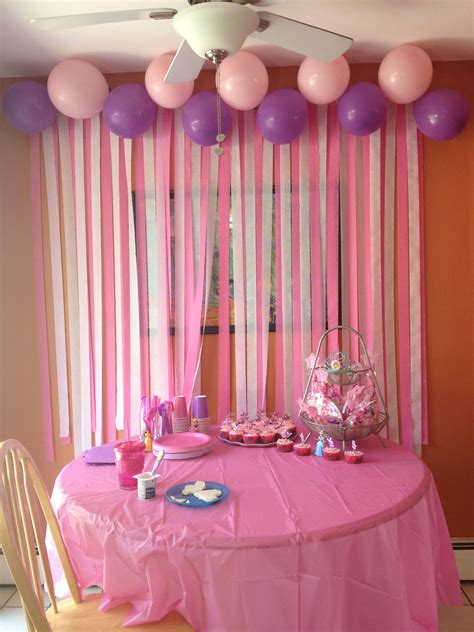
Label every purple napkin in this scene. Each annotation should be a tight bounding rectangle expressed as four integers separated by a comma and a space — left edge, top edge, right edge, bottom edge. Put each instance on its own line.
82, 444, 116, 465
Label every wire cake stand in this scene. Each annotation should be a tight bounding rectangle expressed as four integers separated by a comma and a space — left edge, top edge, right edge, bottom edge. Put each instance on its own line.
299, 326, 389, 450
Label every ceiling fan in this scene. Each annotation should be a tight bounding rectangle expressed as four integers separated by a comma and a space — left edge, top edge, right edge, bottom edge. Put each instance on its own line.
30, 0, 353, 84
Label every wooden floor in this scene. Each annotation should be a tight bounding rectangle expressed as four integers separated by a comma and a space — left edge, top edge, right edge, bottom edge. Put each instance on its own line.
1, 583, 473, 631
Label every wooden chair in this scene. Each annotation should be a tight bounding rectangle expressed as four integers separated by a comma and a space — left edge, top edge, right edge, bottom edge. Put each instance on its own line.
0, 439, 193, 631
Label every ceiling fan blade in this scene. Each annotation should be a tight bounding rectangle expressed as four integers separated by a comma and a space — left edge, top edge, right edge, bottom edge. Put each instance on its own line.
163, 39, 205, 84
254, 12, 353, 62
30, 7, 177, 30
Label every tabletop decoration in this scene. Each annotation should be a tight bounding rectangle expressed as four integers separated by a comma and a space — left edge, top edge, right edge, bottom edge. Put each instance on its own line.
219, 410, 297, 447
140, 395, 161, 440
323, 437, 342, 461
344, 441, 364, 464
299, 326, 389, 450
314, 431, 326, 457
276, 430, 294, 453
294, 432, 312, 456
143, 430, 153, 452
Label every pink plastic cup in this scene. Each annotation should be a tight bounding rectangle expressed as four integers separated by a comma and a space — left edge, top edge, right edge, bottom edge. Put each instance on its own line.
114, 441, 145, 490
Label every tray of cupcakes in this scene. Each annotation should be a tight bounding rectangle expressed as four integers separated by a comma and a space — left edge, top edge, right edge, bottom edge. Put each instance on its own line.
219, 412, 297, 448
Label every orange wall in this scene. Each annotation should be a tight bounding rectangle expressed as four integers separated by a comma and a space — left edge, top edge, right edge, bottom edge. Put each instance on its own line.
1, 62, 472, 534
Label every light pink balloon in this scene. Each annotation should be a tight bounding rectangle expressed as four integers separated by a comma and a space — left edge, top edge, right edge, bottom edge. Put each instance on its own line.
47, 59, 109, 119
378, 45, 433, 104
145, 54, 194, 109
297, 56, 350, 105
219, 51, 268, 111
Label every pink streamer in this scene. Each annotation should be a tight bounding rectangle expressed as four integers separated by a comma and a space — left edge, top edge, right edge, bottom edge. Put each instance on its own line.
274, 147, 284, 412
30, 134, 55, 462
100, 122, 116, 443
133, 136, 150, 398
118, 140, 131, 440
362, 136, 374, 355
396, 107, 413, 451
254, 118, 264, 410
326, 104, 340, 352
83, 119, 97, 435
217, 136, 232, 421
184, 135, 194, 357
308, 106, 323, 353
379, 123, 389, 405
291, 138, 303, 416
417, 132, 429, 444
346, 134, 359, 362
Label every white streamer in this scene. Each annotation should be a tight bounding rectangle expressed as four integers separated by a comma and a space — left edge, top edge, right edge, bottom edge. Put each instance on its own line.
231, 112, 247, 413
244, 112, 257, 416
406, 106, 422, 455
384, 105, 400, 442
73, 119, 92, 451
90, 116, 103, 445
42, 126, 70, 441
339, 131, 350, 351
124, 138, 141, 435
261, 139, 273, 410
57, 118, 82, 453
299, 124, 312, 379
110, 132, 124, 429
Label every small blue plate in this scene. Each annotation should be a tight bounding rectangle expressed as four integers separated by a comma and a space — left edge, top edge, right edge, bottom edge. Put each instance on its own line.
165, 481, 229, 507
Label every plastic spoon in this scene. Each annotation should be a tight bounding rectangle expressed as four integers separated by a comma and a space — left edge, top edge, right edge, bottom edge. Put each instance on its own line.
151, 450, 164, 477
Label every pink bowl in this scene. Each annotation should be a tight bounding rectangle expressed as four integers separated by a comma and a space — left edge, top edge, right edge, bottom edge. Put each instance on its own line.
153, 432, 212, 455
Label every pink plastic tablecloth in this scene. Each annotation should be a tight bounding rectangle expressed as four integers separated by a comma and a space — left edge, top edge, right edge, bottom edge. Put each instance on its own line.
49, 431, 462, 631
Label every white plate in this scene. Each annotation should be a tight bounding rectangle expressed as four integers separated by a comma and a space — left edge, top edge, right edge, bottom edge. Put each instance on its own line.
154, 444, 213, 460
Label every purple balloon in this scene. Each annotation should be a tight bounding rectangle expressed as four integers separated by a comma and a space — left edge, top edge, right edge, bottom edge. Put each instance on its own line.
413, 88, 470, 141
3, 81, 57, 133
337, 82, 387, 136
256, 89, 308, 144
103, 84, 156, 138
182, 92, 232, 146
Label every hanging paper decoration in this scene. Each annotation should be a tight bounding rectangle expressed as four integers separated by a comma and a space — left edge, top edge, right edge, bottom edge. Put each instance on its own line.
256, 89, 308, 144
3, 81, 57, 133
47, 59, 109, 119
337, 82, 387, 136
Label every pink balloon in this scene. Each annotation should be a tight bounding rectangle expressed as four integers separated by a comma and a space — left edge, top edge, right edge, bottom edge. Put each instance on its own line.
145, 54, 194, 109
219, 51, 268, 111
47, 59, 109, 119
297, 56, 350, 105
378, 45, 433, 104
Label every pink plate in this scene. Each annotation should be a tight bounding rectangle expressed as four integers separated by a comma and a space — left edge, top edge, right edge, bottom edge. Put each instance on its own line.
153, 432, 212, 454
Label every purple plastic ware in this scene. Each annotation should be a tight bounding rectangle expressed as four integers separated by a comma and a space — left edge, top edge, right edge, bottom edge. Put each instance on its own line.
191, 395, 209, 419
82, 444, 116, 465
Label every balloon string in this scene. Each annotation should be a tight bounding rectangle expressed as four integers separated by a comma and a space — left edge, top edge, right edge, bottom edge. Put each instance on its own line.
215, 64, 224, 157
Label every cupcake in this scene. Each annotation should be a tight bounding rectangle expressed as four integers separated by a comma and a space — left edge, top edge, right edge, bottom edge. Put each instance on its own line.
294, 433, 311, 456
229, 423, 243, 443
219, 424, 231, 440
323, 438, 341, 461
344, 441, 364, 464
259, 430, 276, 444
276, 431, 294, 453
284, 421, 297, 436
243, 431, 259, 445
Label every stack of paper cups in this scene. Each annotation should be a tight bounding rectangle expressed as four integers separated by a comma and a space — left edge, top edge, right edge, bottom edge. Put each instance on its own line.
191, 395, 210, 434
173, 395, 190, 433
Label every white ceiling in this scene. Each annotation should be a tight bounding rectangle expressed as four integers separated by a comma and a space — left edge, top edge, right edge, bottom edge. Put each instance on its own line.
1, 0, 473, 78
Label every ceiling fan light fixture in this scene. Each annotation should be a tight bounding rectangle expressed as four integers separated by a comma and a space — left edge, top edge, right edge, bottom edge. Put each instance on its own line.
173, 2, 259, 60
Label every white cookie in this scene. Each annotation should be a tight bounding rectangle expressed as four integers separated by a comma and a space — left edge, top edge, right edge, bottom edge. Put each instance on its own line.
193, 489, 222, 502
182, 481, 206, 496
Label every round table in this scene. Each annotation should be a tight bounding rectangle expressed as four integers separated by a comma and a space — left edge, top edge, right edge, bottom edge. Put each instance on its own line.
49, 431, 462, 631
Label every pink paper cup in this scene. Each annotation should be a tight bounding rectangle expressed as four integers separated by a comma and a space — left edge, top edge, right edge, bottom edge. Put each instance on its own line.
174, 395, 188, 419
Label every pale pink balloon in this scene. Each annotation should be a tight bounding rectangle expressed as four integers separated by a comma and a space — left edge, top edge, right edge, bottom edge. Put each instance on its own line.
145, 54, 194, 109
47, 59, 109, 119
378, 45, 433, 104
297, 56, 350, 105
219, 51, 268, 111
